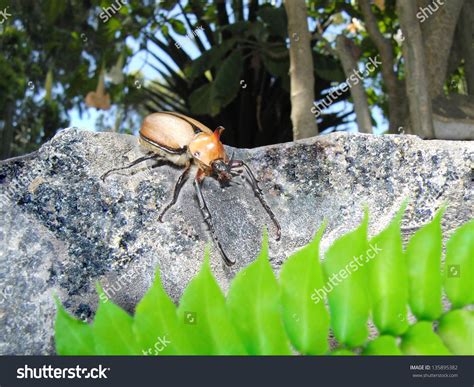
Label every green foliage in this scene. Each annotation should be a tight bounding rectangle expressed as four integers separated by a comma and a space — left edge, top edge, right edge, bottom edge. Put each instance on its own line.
368, 202, 409, 336
133, 269, 187, 355
322, 209, 370, 347
1, 0, 143, 158
279, 223, 329, 355
93, 285, 140, 355
55, 299, 95, 356
406, 208, 444, 320
189, 50, 244, 117
362, 336, 402, 355
329, 349, 355, 356
401, 322, 451, 355
437, 310, 474, 355
226, 231, 292, 355
55, 206, 473, 356
444, 220, 474, 308
177, 250, 246, 355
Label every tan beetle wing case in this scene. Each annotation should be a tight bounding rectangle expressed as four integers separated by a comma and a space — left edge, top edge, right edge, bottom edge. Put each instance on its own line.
139, 112, 221, 167
165, 112, 213, 135
140, 112, 201, 150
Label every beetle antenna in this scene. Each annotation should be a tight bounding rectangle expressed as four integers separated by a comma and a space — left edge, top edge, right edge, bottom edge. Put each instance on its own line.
226, 152, 235, 173
101, 152, 157, 181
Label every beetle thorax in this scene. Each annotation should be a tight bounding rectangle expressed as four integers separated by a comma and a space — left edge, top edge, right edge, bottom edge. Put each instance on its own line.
188, 132, 227, 169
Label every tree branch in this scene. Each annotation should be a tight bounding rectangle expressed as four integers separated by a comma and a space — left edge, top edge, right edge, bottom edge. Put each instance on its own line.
358, 0, 404, 133
336, 35, 372, 134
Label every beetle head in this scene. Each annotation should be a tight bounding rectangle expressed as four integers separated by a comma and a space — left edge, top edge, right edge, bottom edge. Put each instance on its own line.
211, 159, 232, 183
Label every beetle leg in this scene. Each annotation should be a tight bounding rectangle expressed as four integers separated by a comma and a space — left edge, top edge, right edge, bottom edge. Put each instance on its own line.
158, 163, 191, 222
194, 170, 235, 266
101, 152, 158, 181
229, 160, 281, 241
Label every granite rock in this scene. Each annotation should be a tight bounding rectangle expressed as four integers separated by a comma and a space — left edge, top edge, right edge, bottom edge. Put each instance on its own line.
0, 128, 473, 354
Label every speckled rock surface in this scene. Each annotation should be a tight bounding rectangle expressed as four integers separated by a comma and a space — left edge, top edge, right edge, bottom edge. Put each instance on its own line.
0, 128, 473, 354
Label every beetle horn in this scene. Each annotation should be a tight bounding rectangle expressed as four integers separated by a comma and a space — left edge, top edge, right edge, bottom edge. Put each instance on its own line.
213, 126, 225, 140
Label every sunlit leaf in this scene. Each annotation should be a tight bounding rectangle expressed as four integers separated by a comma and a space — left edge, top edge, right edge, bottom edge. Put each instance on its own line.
322, 209, 370, 348
55, 299, 95, 355
363, 335, 402, 355
369, 202, 409, 335
106, 18, 122, 36
133, 269, 188, 355
444, 219, 474, 308
279, 223, 329, 354
405, 208, 444, 320
330, 349, 355, 355
401, 321, 451, 355
177, 250, 247, 355
170, 19, 186, 36
438, 310, 474, 355
227, 231, 292, 355
93, 285, 140, 355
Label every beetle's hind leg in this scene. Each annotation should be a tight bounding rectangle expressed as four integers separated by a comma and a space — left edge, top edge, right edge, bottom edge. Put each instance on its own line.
101, 152, 158, 181
229, 160, 281, 241
194, 171, 235, 266
158, 163, 191, 222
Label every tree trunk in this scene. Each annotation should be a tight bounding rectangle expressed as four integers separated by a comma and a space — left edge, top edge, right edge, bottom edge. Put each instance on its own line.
284, 0, 318, 139
358, 0, 406, 134
418, 0, 465, 98
397, 0, 435, 139
335, 35, 372, 134
458, 0, 474, 95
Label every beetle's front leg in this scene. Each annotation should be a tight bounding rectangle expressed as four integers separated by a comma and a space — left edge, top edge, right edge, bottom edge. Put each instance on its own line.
194, 170, 235, 266
229, 160, 281, 241
158, 162, 191, 222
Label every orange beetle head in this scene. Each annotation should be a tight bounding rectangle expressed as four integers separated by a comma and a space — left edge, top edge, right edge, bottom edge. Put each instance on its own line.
189, 126, 232, 182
